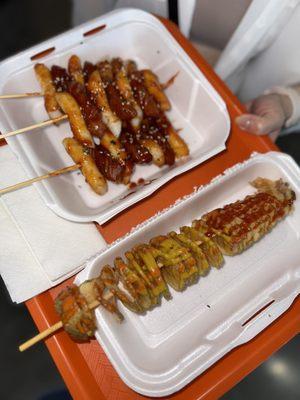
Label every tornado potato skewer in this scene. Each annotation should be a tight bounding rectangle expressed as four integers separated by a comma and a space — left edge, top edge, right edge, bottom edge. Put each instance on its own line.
18, 178, 295, 349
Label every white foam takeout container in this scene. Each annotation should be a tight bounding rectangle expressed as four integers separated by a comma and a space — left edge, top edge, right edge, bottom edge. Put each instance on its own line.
0, 9, 230, 223
76, 151, 300, 397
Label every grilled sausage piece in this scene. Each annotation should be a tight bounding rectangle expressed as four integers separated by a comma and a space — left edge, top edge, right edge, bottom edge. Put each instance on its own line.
68, 81, 108, 138
70, 82, 128, 157
105, 84, 137, 121
34, 63, 61, 119
111, 58, 143, 129
83, 61, 97, 83
98, 60, 137, 121
156, 114, 189, 159
56, 92, 95, 148
63, 137, 107, 195
128, 70, 161, 118
87, 70, 121, 136
93, 145, 130, 184
51, 65, 71, 92
119, 129, 152, 164
139, 117, 175, 166
141, 69, 171, 111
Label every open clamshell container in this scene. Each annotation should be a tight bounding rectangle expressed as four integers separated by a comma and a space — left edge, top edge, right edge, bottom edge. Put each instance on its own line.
76, 151, 300, 397
0, 8, 230, 223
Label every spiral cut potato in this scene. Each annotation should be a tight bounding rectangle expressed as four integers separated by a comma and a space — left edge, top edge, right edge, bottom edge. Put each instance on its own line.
193, 178, 296, 255
34, 55, 189, 196
55, 178, 295, 341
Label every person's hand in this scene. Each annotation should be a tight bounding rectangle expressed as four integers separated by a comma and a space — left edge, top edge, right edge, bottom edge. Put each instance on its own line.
235, 93, 293, 141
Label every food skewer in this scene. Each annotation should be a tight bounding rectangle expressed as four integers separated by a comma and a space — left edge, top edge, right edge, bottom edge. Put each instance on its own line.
20, 287, 116, 351
19, 300, 99, 352
47, 61, 134, 186
0, 129, 110, 196
19, 321, 63, 352
0, 163, 79, 195
1, 56, 186, 196
0, 71, 178, 100
18, 178, 296, 351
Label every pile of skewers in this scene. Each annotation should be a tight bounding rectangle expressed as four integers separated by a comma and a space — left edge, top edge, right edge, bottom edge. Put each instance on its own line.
0, 55, 189, 196
19, 177, 295, 349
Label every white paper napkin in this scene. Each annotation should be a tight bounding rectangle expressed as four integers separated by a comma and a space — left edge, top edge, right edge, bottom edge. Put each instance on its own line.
0, 145, 107, 303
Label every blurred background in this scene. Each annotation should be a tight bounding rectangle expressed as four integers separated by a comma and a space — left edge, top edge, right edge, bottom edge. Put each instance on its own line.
0, 1, 299, 399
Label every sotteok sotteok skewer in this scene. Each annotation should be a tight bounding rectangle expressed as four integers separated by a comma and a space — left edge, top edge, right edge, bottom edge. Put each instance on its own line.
0, 60, 179, 142
0, 70, 178, 100
0, 71, 178, 100
0, 55, 187, 196
18, 178, 296, 351
0, 133, 109, 195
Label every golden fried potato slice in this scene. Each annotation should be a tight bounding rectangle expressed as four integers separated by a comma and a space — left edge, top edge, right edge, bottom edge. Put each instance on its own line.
133, 244, 171, 300
55, 286, 96, 341
99, 265, 142, 314
169, 231, 208, 277
68, 55, 85, 85
63, 137, 107, 195
150, 236, 189, 291
125, 252, 158, 307
87, 70, 121, 136
181, 226, 224, 268
114, 257, 152, 311
56, 92, 95, 148
34, 63, 61, 119
142, 69, 171, 111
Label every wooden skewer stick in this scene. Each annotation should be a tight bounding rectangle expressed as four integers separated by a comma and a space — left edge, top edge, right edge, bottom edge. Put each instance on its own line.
0, 92, 42, 99
19, 299, 101, 352
0, 114, 68, 140
0, 163, 80, 195
19, 321, 64, 352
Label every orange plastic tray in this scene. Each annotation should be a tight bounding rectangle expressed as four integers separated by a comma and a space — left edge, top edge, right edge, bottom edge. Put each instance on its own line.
24, 17, 300, 400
